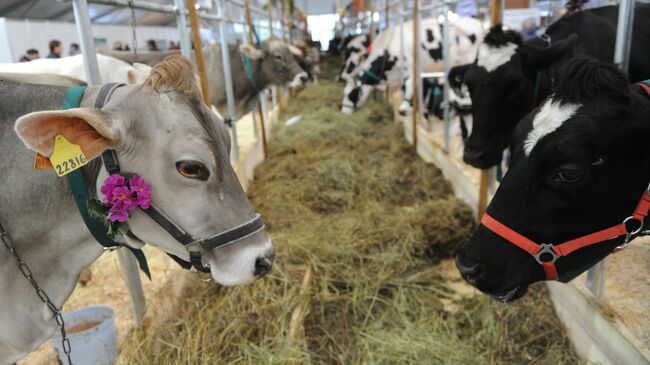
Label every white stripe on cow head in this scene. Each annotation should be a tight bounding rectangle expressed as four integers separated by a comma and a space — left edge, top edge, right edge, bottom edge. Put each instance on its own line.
524, 97, 581, 156
476, 42, 518, 73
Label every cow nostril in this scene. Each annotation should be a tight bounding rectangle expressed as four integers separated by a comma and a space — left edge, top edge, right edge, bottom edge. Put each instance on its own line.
455, 255, 485, 284
254, 257, 273, 278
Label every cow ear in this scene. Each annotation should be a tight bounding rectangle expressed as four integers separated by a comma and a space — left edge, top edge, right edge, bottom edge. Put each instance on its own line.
239, 44, 265, 59
287, 44, 304, 57
128, 63, 152, 84
522, 34, 578, 68
14, 108, 119, 159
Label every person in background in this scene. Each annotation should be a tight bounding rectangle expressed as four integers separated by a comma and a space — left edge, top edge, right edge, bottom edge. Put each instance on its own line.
113, 41, 123, 50
68, 43, 80, 56
19, 49, 39, 62
520, 19, 539, 41
147, 39, 159, 51
47, 40, 62, 58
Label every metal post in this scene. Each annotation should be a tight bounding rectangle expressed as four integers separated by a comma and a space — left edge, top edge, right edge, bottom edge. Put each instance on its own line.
614, 0, 635, 73
586, 0, 636, 304
174, 0, 191, 57
72, 0, 101, 85
72, 0, 147, 325
214, 0, 240, 162
442, 0, 450, 152
411, 0, 419, 153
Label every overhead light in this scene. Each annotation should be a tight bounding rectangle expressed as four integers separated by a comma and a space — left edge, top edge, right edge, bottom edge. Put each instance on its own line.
195, 4, 200, 9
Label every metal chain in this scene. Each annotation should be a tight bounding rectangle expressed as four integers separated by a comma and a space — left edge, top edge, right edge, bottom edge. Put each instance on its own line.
129, 1, 138, 62
0, 224, 73, 365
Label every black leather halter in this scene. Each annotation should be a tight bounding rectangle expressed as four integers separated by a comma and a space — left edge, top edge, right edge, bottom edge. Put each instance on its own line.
96, 84, 265, 272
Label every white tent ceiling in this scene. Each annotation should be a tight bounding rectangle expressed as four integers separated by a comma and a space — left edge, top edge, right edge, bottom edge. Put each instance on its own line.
0, 0, 337, 25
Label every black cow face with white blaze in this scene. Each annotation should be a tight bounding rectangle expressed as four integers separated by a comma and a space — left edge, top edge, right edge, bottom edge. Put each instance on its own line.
458, 26, 577, 169
456, 59, 650, 302
341, 51, 398, 114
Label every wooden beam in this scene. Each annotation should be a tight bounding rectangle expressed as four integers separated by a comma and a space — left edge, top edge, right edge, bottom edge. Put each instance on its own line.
186, 0, 211, 106
267, 0, 274, 37
477, 0, 505, 220
411, 0, 419, 153
490, 0, 502, 26
245, 0, 268, 157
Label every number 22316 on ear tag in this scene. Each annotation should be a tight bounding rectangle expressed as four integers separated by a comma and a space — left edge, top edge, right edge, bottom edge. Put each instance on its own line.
50, 135, 88, 177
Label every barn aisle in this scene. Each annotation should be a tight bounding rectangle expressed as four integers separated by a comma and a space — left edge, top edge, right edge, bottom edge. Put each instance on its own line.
114, 57, 580, 364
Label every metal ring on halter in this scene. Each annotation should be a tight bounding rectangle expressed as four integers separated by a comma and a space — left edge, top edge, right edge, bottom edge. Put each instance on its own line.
533, 243, 559, 265
623, 216, 644, 236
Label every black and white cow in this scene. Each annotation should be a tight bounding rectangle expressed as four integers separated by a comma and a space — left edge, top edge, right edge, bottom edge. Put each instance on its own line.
456, 58, 650, 301
338, 34, 370, 82
421, 77, 473, 151
340, 17, 484, 114
456, 4, 650, 169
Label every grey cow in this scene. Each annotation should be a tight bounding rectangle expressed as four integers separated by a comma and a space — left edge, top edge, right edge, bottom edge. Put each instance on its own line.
0, 56, 274, 364
203, 39, 308, 119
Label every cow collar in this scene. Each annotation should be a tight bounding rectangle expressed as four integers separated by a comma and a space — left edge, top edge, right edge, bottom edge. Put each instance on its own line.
362, 68, 382, 83
480, 81, 650, 282
66, 84, 265, 274
241, 54, 261, 93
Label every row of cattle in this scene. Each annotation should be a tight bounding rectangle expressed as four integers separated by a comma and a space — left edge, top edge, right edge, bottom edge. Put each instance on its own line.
0, 38, 317, 119
0, 36, 322, 364
337, 5, 650, 302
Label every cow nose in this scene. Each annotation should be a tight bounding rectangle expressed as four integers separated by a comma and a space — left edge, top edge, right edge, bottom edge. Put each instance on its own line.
463, 146, 486, 167
300, 74, 308, 83
455, 253, 486, 285
254, 256, 273, 278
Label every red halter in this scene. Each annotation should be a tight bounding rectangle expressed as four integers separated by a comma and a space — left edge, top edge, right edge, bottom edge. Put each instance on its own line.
481, 188, 650, 280
481, 82, 650, 280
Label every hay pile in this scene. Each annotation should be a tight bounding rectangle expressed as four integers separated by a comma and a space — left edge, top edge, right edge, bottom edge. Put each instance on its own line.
118, 58, 580, 364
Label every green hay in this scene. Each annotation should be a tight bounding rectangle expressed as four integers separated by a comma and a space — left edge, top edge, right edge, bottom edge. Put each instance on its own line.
117, 57, 580, 365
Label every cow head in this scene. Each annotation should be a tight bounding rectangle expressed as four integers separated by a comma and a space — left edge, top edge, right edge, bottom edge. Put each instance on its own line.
240, 38, 308, 89
341, 50, 398, 114
14, 55, 275, 285
456, 58, 650, 301
460, 25, 577, 169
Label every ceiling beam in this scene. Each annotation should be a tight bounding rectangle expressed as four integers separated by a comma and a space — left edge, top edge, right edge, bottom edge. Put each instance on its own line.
0, 0, 32, 15
50, 5, 74, 20
20, 0, 40, 17
91, 7, 120, 22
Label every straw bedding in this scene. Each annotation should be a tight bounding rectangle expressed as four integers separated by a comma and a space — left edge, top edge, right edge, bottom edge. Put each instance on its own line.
117, 57, 580, 365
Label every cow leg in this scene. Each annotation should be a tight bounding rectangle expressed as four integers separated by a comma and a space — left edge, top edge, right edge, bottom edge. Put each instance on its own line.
399, 75, 414, 115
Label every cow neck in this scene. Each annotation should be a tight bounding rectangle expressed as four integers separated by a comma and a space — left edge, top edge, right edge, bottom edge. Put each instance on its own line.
481, 80, 650, 282
62, 84, 153, 278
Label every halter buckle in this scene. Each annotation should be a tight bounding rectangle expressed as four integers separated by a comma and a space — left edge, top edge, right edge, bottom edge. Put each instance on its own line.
533, 244, 559, 264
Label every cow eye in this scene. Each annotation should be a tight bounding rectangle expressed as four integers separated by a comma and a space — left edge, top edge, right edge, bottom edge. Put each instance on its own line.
274, 54, 283, 60
555, 167, 583, 184
176, 161, 210, 180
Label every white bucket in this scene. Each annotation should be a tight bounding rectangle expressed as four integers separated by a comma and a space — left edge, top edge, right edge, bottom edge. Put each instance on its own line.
52, 305, 117, 365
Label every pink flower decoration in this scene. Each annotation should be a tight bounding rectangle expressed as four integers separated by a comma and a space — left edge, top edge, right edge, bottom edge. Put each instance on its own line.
100, 173, 153, 223
111, 186, 136, 209
108, 202, 129, 222
100, 174, 126, 204
129, 174, 151, 209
